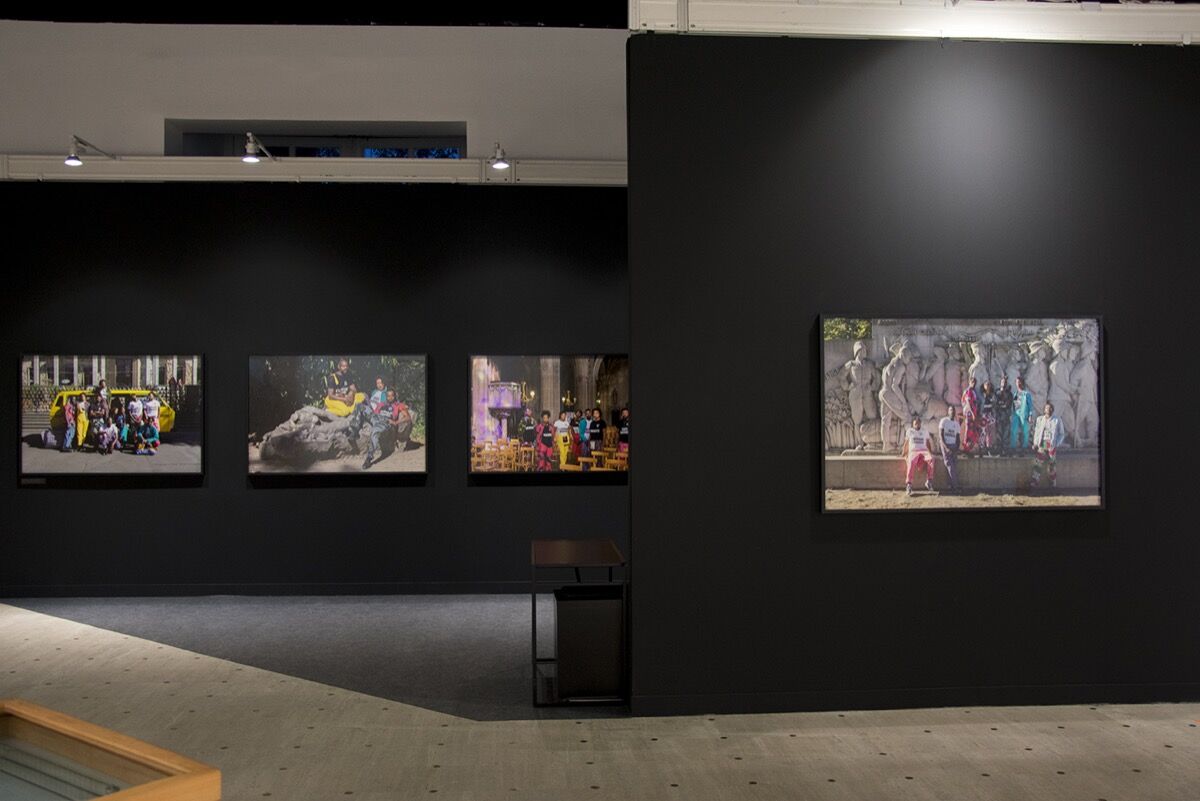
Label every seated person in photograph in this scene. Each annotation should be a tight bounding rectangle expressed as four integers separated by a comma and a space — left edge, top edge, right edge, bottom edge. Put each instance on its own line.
134, 419, 160, 454
323, 357, 364, 416
618, 408, 630, 453
96, 414, 120, 455
937, 406, 961, 493
1029, 402, 1066, 491
362, 388, 405, 470
61, 396, 78, 453
369, 376, 388, 405
111, 399, 128, 448
126, 394, 144, 428
588, 408, 607, 455
144, 391, 162, 431
902, 415, 935, 497
535, 411, 557, 472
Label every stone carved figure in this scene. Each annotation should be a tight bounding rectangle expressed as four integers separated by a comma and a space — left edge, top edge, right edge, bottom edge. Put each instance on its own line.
1025, 341, 1051, 414
878, 340, 916, 452
1005, 344, 1026, 396
967, 341, 990, 391
923, 345, 947, 409
840, 341, 880, 448
1047, 337, 1077, 447
992, 344, 1010, 394
902, 346, 925, 422
943, 343, 965, 408
1072, 344, 1100, 448
824, 366, 855, 451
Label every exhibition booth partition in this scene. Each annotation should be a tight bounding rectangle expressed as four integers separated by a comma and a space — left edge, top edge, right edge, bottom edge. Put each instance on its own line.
3, 33, 1199, 718
628, 34, 1198, 714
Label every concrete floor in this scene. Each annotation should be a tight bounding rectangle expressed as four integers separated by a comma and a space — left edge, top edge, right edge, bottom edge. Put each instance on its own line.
2, 602, 1197, 801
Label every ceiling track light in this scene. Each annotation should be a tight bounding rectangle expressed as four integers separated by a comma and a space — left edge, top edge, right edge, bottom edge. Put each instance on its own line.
488, 142, 510, 171
64, 135, 116, 167
243, 132, 276, 164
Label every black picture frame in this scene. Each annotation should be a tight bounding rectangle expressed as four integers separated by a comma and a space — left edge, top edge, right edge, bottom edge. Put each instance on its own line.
818, 315, 1106, 515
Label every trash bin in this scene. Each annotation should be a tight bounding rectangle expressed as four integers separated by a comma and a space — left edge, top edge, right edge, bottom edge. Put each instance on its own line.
554, 585, 623, 699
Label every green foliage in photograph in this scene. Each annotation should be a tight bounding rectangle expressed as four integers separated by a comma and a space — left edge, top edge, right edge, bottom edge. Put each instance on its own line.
823, 318, 872, 341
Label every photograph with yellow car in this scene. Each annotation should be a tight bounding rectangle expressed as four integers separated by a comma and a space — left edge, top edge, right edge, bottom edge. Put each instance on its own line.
20, 354, 203, 475
248, 355, 426, 474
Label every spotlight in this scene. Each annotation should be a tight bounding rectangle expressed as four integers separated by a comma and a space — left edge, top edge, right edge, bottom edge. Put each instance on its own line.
488, 142, 510, 171
243, 132, 275, 164
64, 135, 114, 167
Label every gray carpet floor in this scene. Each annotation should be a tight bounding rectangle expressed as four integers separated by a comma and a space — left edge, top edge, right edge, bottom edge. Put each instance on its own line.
6, 595, 629, 721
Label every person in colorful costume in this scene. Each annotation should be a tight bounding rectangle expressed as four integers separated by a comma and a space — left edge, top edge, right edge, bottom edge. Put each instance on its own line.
902, 415, 936, 496
535, 411, 557, 472
1010, 376, 1036, 451
1030, 402, 1066, 490
960, 377, 981, 455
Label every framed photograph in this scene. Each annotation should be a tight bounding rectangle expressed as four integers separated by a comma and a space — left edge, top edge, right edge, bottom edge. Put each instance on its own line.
248, 355, 427, 475
469, 355, 630, 474
20, 354, 203, 476
821, 317, 1102, 512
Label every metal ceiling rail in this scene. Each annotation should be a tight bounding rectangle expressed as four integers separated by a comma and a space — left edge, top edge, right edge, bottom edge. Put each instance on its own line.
0, 156, 628, 187
630, 0, 1200, 45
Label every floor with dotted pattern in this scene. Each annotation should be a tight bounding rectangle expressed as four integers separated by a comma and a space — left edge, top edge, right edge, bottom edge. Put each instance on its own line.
2, 602, 1198, 801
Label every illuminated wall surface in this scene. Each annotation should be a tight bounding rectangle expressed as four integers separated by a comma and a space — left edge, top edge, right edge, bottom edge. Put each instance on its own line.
629, 35, 1199, 713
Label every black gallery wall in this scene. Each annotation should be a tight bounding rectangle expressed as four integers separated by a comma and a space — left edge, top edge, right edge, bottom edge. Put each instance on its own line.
628, 35, 1199, 714
0, 183, 629, 594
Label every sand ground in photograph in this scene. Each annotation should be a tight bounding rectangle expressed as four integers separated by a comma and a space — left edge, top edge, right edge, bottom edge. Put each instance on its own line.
826, 489, 1101, 511
248, 441, 425, 474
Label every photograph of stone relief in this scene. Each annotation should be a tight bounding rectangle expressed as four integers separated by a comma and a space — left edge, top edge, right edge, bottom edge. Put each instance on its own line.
248, 355, 426, 474
470, 355, 630, 473
822, 318, 1101, 511
20, 354, 203, 475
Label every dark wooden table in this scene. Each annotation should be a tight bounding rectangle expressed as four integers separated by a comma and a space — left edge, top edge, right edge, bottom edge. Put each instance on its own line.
530, 538, 627, 706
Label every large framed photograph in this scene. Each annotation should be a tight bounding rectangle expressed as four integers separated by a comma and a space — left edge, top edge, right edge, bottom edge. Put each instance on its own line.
821, 317, 1102, 512
469, 355, 630, 473
20, 354, 203, 476
248, 355, 426, 475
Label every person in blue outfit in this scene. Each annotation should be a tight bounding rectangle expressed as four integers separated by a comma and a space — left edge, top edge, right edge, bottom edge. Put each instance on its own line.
1010, 376, 1036, 451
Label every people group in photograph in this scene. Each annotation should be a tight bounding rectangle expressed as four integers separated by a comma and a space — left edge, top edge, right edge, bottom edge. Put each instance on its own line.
475, 406, 629, 472
58, 380, 167, 457
922, 390, 1069, 494
321, 360, 413, 471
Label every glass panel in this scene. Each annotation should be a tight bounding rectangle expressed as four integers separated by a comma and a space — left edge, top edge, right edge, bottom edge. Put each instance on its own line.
294, 146, 340, 158
363, 148, 407, 158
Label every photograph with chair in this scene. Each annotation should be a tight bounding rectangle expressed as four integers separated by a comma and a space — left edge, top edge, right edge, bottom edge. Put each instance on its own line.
821, 317, 1102, 512
469, 355, 630, 474
20, 354, 204, 475
248, 355, 426, 474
